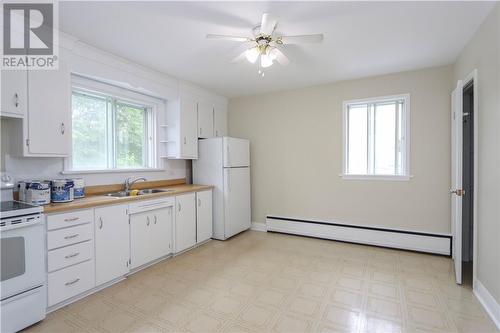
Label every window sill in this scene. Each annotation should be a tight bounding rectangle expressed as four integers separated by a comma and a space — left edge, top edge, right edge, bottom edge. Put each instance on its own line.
61, 168, 166, 175
340, 174, 412, 181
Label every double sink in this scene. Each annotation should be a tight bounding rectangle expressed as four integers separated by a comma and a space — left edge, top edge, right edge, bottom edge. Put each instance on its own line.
104, 188, 174, 198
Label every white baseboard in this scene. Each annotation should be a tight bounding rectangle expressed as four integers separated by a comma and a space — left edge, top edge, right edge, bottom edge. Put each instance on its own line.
266, 216, 451, 255
474, 280, 500, 329
250, 222, 267, 232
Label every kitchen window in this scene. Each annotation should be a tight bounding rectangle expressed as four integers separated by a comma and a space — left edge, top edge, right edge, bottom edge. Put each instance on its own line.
342, 94, 410, 180
66, 76, 161, 172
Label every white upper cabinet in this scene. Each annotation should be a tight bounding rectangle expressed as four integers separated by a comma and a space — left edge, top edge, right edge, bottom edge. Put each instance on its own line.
26, 52, 71, 156
214, 105, 228, 137
95, 204, 130, 286
1, 70, 27, 118
166, 97, 198, 159
197, 102, 214, 139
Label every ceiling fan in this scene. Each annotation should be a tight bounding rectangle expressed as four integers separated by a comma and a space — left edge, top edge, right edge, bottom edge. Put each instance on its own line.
207, 13, 323, 76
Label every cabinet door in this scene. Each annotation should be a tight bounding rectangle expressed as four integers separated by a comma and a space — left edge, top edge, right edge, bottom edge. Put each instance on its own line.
130, 211, 153, 269
175, 193, 196, 253
180, 99, 198, 158
214, 105, 228, 137
95, 205, 130, 285
1, 70, 27, 118
27, 54, 70, 155
196, 190, 213, 243
151, 207, 173, 258
197, 102, 214, 138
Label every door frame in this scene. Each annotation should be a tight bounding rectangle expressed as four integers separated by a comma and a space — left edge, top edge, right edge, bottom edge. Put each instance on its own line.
462, 69, 478, 287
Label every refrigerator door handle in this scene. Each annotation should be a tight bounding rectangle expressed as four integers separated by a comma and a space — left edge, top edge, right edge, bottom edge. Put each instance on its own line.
227, 169, 231, 192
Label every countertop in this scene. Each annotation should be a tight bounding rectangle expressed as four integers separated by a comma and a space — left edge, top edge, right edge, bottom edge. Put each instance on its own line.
43, 184, 213, 214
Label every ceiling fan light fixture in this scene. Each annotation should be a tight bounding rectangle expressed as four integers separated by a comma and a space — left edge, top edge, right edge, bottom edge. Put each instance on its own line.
261, 53, 273, 68
245, 47, 260, 63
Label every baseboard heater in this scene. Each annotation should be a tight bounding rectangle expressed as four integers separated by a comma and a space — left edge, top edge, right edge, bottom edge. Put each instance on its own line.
266, 216, 452, 256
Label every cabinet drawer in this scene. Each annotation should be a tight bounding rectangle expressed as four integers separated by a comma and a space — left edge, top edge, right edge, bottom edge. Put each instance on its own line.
47, 209, 93, 231
48, 241, 93, 272
47, 223, 93, 250
48, 260, 95, 306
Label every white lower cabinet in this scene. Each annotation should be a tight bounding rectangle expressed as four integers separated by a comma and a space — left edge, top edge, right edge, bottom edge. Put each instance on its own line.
95, 204, 130, 286
46, 190, 212, 308
130, 207, 173, 269
175, 193, 197, 253
196, 190, 213, 243
48, 260, 95, 307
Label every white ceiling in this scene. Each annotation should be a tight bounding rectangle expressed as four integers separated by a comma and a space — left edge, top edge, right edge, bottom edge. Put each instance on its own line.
60, 1, 495, 98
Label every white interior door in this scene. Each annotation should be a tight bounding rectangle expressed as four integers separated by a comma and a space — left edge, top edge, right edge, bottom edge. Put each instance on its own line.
451, 80, 463, 285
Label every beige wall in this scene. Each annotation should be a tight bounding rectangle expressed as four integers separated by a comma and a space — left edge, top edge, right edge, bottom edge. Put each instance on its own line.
454, 4, 499, 304
229, 65, 453, 234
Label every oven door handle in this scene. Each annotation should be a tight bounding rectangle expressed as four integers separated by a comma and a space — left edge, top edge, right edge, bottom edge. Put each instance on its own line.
0, 216, 43, 232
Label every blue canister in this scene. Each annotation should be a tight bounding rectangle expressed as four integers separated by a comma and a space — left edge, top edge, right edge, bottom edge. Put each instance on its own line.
73, 178, 85, 198
51, 179, 75, 203
25, 181, 51, 205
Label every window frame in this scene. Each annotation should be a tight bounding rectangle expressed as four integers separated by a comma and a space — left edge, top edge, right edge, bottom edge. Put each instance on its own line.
342, 94, 411, 181
64, 75, 164, 173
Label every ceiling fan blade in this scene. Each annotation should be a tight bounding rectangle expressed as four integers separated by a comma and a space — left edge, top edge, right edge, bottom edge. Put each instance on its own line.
206, 34, 251, 42
230, 50, 248, 63
260, 13, 278, 36
271, 48, 290, 66
278, 34, 324, 44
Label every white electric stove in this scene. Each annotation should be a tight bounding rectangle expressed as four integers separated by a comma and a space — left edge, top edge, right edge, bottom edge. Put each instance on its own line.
1, 173, 46, 333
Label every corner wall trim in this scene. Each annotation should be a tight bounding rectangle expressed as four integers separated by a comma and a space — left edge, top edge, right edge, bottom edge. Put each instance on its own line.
474, 280, 500, 329
250, 222, 267, 232
266, 215, 451, 255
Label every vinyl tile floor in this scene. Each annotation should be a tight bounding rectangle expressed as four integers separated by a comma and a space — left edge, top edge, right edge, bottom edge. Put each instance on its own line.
24, 231, 498, 333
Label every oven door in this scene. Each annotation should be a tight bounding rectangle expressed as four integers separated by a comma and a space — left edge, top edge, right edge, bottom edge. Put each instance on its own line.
1, 215, 45, 300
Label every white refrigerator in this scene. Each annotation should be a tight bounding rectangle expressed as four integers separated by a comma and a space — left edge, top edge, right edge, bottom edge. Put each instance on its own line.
193, 137, 251, 240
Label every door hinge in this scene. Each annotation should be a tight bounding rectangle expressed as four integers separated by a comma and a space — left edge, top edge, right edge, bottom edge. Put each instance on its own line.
26, 139, 30, 146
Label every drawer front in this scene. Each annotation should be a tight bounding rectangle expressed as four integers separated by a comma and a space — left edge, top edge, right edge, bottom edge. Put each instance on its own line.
48, 241, 93, 272
48, 260, 95, 307
47, 209, 93, 231
47, 223, 93, 250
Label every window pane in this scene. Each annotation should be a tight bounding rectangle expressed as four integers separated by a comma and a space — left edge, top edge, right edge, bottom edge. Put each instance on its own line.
72, 92, 108, 169
115, 102, 146, 169
347, 105, 368, 174
374, 102, 396, 174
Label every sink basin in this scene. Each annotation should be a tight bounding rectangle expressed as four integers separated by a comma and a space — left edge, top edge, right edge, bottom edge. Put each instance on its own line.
104, 188, 174, 197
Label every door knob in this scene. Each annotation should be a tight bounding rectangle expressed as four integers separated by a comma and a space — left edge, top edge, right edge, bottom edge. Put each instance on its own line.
450, 189, 465, 196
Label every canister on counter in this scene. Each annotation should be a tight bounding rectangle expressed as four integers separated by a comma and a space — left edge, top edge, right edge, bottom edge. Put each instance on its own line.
72, 178, 85, 198
50, 179, 75, 203
25, 181, 51, 205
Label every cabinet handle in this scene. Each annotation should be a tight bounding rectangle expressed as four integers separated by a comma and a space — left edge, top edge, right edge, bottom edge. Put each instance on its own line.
183, 137, 187, 145
216, 130, 218, 137
65, 278, 80, 286
99, 217, 103, 229
14, 93, 19, 107
64, 233, 79, 240
200, 127, 202, 136
147, 216, 150, 226
178, 202, 181, 212
65, 252, 80, 259
64, 217, 79, 222
61, 122, 65, 135
198, 198, 201, 207
154, 215, 157, 224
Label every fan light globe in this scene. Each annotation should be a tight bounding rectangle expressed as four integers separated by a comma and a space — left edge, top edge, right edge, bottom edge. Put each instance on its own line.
261, 54, 273, 68
245, 47, 260, 63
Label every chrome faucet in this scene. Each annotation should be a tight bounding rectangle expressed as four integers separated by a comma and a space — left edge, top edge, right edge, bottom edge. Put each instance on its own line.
124, 177, 147, 192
